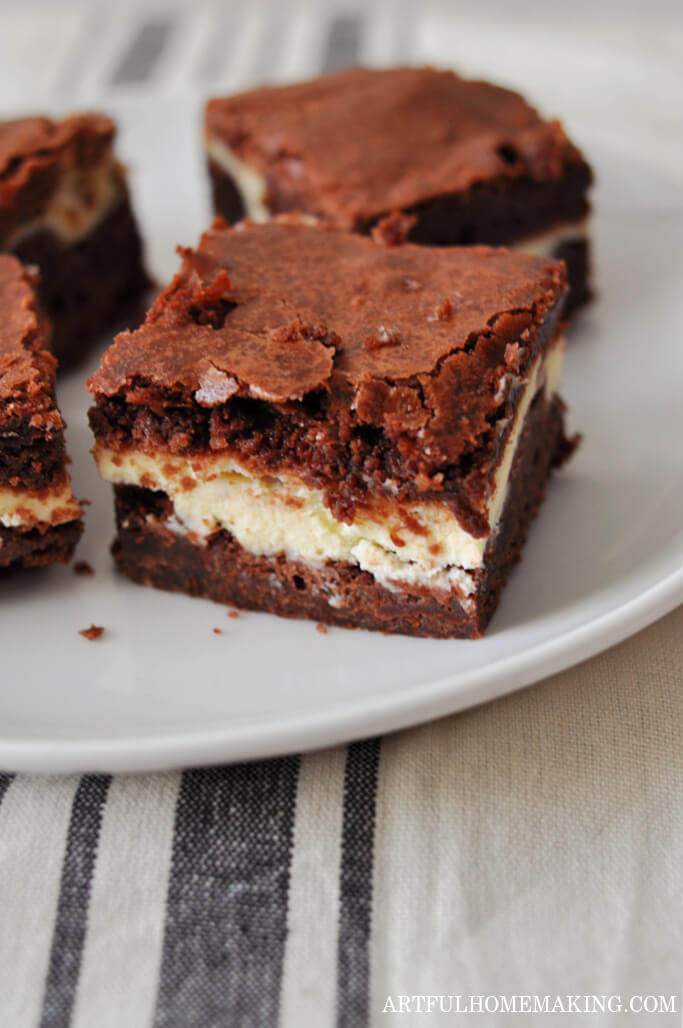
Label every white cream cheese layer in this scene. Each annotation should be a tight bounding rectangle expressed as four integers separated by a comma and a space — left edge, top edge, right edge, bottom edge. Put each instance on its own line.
0, 481, 81, 529
98, 449, 479, 595
95, 338, 563, 594
5, 158, 125, 249
206, 138, 270, 223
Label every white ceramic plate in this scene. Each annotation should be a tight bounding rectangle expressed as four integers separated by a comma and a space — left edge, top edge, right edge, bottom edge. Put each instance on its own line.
2, 96, 682, 773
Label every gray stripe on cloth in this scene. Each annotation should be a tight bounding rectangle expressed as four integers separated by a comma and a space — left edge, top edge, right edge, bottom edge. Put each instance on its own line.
39, 774, 112, 1028
71, 773, 182, 1028
0, 773, 14, 807
0, 776, 81, 1026
153, 759, 300, 1027
336, 739, 382, 1028
111, 18, 173, 86
322, 14, 363, 72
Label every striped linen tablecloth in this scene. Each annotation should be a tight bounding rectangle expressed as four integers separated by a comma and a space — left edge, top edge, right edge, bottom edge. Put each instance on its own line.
1, 2, 682, 1025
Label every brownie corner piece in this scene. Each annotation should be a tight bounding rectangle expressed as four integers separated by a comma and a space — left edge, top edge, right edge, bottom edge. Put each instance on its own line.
0, 111, 149, 368
89, 218, 573, 638
0, 254, 83, 571
204, 66, 593, 315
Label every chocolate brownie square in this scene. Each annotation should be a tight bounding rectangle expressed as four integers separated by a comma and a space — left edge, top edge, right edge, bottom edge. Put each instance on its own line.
205, 67, 592, 314
88, 216, 574, 638
0, 256, 82, 569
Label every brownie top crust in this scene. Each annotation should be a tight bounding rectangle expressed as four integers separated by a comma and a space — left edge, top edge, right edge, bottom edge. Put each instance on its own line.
0, 254, 59, 419
0, 113, 116, 243
91, 217, 566, 399
205, 67, 590, 228
89, 219, 566, 526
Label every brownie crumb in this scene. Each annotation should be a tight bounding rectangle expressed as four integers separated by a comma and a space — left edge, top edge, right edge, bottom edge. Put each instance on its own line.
427, 297, 455, 322
370, 210, 417, 246
227, 610, 240, 619
73, 560, 94, 576
316, 623, 328, 635
79, 624, 104, 640
363, 325, 402, 350
504, 342, 526, 371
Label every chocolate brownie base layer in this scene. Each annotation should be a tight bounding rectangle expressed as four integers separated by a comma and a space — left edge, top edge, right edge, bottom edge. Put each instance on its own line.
110, 393, 567, 638
0, 518, 82, 571
12, 198, 149, 369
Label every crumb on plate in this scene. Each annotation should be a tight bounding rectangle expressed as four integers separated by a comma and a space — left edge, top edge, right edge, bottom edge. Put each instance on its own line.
79, 624, 104, 641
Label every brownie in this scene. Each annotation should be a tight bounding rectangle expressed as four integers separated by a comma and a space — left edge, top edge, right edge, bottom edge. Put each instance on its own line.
0, 255, 82, 569
0, 113, 149, 367
205, 67, 592, 314
88, 217, 574, 638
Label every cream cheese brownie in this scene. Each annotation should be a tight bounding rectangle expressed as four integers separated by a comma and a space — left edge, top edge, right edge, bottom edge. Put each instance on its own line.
205, 67, 592, 314
0, 256, 82, 569
0, 112, 149, 367
88, 217, 575, 638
